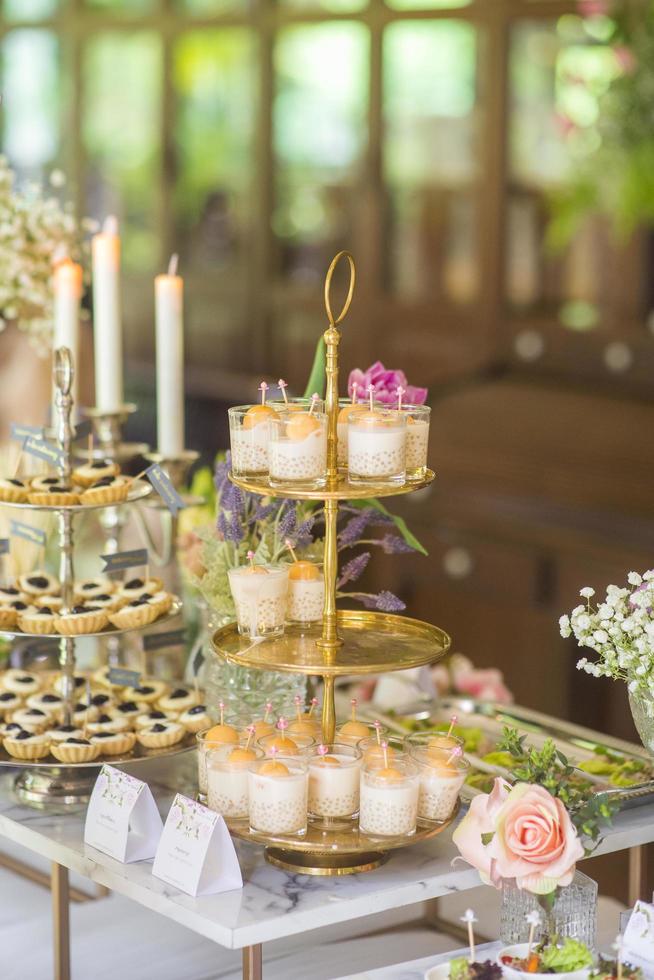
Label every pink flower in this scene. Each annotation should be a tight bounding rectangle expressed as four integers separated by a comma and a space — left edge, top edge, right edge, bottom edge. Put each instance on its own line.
348, 360, 428, 407
451, 657, 513, 705
488, 784, 584, 895
578, 0, 610, 15
452, 777, 510, 886
614, 45, 636, 74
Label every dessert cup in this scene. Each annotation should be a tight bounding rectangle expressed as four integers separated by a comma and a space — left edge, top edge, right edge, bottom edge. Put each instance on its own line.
412, 746, 469, 823
229, 404, 273, 478
258, 732, 315, 757
268, 410, 328, 490
347, 409, 407, 486
359, 755, 419, 838
286, 563, 324, 626
307, 743, 362, 825
248, 756, 308, 837
403, 731, 465, 756
336, 399, 371, 470
228, 563, 289, 639
196, 721, 245, 799
400, 405, 431, 481
356, 733, 404, 765
206, 742, 264, 822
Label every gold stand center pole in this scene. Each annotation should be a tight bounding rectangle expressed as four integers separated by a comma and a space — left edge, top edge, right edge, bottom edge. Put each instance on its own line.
316, 251, 355, 743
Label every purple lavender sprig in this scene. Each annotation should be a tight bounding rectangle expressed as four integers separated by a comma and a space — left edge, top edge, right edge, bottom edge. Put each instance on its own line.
337, 552, 371, 588
345, 590, 407, 613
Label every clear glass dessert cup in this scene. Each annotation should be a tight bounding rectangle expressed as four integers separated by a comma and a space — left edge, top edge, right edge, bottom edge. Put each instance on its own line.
307, 742, 362, 826
197, 727, 244, 800
269, 396, 325, 413
347, 409, 408, 487
286, 562, 325, 627
248, 756, 308, 837
227, 563, 289, 639
356, 733, 403, 765
228, 404, 273, 479
268, 410, 328, 490
258, 731, 316, 757
412, 746, 469, 824
403, 731, 465, 756
359, 754, 419, 838
336, 398, 378, 470
206, 742, 264, 823
400, 404, 431, 481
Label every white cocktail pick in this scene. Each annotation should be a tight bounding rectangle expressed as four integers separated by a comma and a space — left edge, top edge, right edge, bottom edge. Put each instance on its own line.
612, 934, 624, 980
525, 910, 541, 957
461, 908, 477, 963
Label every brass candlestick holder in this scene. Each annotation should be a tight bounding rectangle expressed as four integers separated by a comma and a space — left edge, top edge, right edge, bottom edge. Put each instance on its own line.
212, 252, 452, 874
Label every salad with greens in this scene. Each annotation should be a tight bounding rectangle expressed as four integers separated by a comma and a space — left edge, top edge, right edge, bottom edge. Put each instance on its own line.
500, 938, 594, 974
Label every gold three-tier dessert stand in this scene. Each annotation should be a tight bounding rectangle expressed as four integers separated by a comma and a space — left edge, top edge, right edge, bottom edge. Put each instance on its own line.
211, 252, 455, 875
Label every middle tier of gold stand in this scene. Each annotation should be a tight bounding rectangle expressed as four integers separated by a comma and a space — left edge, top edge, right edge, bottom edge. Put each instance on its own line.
211, 609, 451, 676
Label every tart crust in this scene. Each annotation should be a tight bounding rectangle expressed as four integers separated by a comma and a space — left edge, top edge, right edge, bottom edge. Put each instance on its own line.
18, 610, 56, 635
81, 477, 130, 506
90, 731, 136, 756
54, 610, 109, 635
136, 723, 185, 749
28, 489, 80, 506
108, 602, 160, 630
50, 740, 100, 763
3, 735, 51, 760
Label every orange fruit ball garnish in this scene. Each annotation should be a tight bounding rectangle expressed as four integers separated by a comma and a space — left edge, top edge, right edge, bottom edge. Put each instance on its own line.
427, 759, 458, 776
339, 721, 370, 739
250, 719, 275, 737
287, 413, 321, 441
242, 404, 275, 430
266, 734, 299, 755
376, 767, 404, 782
260, 760, 290, 777
288, 561, 320, 582
427, 734, 459, 753
288, 718, 319, 736
338, 403, 366, 424
205, 724, 239, 744
245, 565, 268, 576
229, 746, 257, 763
315, 755, 340, 767
363, 744, 395, 764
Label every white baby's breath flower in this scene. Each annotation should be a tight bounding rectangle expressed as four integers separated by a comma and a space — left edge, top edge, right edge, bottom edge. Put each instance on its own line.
559, 615, 572, 638
580, 587, 595, 599
629, 680, 639, 694
628, 572, 643, 586
576, 658, 588, 670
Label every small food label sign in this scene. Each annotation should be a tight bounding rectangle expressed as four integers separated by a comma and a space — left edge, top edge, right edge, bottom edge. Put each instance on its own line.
84, 765, 163, 863
152, 794, 243, 897
624, 900, 654, 969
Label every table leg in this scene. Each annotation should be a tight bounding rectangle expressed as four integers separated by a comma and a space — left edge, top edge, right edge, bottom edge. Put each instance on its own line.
242, 943, 262, 980
51, 862, 71, 980
628, 845, 647, 905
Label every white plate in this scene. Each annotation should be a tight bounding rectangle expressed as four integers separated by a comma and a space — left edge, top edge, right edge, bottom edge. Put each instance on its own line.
498, 944, 592, 980
424, 964, 452, 980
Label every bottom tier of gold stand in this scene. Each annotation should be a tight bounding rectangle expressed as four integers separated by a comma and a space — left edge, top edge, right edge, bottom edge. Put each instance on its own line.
230, 801, 459, 876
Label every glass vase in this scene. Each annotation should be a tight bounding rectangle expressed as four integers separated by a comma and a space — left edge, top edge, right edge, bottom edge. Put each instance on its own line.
500, 870, 598, 948
201, 607, 307, 719
628, 691, 654, 755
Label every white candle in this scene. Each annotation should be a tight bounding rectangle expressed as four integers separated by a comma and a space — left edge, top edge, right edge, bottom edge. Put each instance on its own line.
155, 253, 185, 456
92, 215, 123, 412
53, 258, 82, 411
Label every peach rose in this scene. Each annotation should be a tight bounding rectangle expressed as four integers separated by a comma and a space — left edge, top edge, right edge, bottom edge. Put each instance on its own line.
452, 777, 510, 886
489, 783, 584, 894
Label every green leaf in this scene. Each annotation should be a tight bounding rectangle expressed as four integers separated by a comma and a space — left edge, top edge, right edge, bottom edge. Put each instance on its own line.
481, 831, 494, 846
349, 498, 428, 556
303, 336, 326, 399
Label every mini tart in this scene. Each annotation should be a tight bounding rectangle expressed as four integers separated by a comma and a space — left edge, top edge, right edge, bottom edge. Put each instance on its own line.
88, 691, 114, 710
2, 669, 41, 695
0, 690, 22, 715
54, 605, 108, 636
90, 731, 136, 756
123, 681, 168, 705
35, 594, 63, 612
28, 484, 80, 506
50, 737, 100, 763
0, 586, 25, 603
26, 692, 63, 717
30, 475, 62, 493
3, 731, 51, 760
118, 577, 164, 601
11, 707, 49, 733
114, 699, 144, 720
158, 687, 197, 712
72, 459, 120, 489
136, 722, 185, 749
135, 709, 175, 730
73, 576, 115, 601
179, 704, 211, 733
81, 592, 124, 612
1, 721, 23, 737
0, 477, 28, 503
86, 712, 129, 734
91, 666, 119, 689
18, 606, 56, 635
149, 591, 174, 616
18, 571, 60, 597
72, 701, 99, 723
53, 674, 87, 696
81, 475, 130, 506
108, 598, 159, 631
47, 725, 84, 743
0, 606, 18, 630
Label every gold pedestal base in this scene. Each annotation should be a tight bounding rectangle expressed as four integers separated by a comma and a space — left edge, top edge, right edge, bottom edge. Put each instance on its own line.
265, 847, 388, 876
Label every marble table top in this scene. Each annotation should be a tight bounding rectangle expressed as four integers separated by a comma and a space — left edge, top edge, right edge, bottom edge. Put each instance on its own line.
0, 753, 652, 951
341, 941, 503, 979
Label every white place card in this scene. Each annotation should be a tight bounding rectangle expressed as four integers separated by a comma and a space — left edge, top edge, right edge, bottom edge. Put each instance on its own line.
624, 900, 654, 972
152, 793, 243, 897
84, 765, 163, 863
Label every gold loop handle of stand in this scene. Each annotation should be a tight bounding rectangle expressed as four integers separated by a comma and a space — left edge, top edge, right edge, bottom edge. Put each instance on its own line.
54, 346, 73, 396
324, 251, 356, 327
